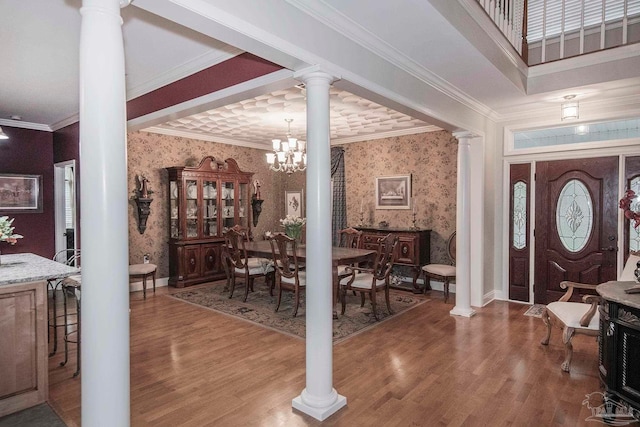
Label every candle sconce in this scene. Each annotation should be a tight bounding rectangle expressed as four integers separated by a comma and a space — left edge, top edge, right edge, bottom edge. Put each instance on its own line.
251, 179, 263, 227
132, 174, 154, 234
251, 195, 264, 227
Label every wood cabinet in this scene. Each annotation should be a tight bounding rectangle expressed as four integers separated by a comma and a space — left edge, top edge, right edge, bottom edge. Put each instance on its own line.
597, 282, 640, 414
355, 227, 431, 292
0, 281, 47, 418
167, 157, 253, 287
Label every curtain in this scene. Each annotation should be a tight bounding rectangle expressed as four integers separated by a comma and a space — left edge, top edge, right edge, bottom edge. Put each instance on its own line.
331, 147, 346, 245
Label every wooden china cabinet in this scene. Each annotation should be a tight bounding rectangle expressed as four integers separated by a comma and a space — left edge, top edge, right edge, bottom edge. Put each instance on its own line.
166, 156, 253, 287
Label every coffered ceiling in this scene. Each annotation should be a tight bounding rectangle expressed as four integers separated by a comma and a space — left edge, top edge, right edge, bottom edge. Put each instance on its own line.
146, 85, 437, 148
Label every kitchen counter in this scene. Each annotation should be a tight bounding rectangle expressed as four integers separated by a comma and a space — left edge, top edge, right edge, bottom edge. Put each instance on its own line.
0, 252, 79, 417
0, 253, 79, 286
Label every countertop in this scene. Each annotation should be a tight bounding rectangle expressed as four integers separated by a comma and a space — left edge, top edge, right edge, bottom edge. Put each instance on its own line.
596, 280, 640, 310
0, 253, 79, 286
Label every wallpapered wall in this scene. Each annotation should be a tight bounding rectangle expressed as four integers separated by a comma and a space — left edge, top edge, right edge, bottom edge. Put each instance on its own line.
341, 130, 458, 264
127, 131, 285, 278
127, 129, 457, 279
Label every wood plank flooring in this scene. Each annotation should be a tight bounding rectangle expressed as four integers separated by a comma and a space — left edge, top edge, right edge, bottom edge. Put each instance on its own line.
47, 281, 602, 426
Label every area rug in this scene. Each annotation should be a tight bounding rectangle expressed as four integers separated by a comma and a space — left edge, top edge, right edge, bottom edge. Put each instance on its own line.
524, 304, 546, 318
169, 281, 428, 343
0, 404, 66, 427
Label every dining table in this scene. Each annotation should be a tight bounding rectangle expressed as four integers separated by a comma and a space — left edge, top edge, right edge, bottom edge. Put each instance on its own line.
242, 240, 376, 303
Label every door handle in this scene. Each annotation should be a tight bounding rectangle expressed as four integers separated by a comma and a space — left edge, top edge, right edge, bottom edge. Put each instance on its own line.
600, 246, 617, 252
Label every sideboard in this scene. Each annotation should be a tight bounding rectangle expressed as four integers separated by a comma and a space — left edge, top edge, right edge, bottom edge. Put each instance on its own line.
355, 227, 430, 292
597, 281, 640, 416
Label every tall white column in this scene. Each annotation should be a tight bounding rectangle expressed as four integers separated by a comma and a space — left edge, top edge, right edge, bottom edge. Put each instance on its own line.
450, 132, 476, 318
292, 69, 345, 421
79, 0, 131, 425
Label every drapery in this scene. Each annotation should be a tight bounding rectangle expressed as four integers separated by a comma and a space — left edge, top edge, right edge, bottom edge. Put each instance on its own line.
331, 147, 346, 245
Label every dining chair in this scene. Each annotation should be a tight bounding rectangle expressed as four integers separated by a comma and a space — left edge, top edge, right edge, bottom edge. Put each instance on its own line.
421, 231, 456, 303
224, 225, 274, 302
60, 272, 81, 378
340, 233, 398, 320
268, 233, 306, 317
337, 227, 364, 282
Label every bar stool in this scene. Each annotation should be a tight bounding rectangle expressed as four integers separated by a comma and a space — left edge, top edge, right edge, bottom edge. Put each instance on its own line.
60, 274, 81, 378
48, 249, 80, 357
129, 263, 157, 299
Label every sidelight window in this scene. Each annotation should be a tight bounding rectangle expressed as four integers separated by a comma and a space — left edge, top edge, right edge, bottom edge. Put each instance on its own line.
513, 181, 527, 250
630, 176, 640, 252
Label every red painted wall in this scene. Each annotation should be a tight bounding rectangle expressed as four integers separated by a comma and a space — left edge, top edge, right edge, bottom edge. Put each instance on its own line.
0, 126, 55, 257
10, 53, 282, 258
127, 53, 282, 120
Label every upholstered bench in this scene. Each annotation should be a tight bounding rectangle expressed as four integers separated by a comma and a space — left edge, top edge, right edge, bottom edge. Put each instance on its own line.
129, 263, 157, 299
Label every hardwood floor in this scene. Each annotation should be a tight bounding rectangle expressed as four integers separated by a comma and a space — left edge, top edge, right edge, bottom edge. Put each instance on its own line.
47, 281, 602, 426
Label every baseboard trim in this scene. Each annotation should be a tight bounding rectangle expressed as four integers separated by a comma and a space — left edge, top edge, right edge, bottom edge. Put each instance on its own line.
129, 276, 169, 293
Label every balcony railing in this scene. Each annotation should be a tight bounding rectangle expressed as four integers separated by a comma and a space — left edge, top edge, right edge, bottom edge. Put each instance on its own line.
476, 0, 640, 65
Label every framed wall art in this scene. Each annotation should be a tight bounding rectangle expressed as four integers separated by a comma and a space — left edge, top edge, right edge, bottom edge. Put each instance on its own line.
0, 174, 43, 213
375, 175, 411, 210
285, 190, 304, 217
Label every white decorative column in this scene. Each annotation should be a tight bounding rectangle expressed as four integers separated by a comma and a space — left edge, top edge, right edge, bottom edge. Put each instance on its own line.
292, 68, 345, 421
79, 0, 131, 425
450, 132, 476, 318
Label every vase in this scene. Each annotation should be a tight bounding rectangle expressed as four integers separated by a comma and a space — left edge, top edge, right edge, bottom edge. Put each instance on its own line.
285, 226, 302, 243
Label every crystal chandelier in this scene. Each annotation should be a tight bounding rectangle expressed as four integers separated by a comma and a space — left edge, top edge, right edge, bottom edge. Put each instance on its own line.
266, 119, 306, 174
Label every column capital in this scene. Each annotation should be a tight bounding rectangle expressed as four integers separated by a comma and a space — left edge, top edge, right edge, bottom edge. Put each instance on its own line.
452, 130, 479, 141
293, 66, 339, 86
119, 0, 131, 7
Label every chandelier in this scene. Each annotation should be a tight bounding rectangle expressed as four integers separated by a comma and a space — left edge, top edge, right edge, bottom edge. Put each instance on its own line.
266, 119, 306, 174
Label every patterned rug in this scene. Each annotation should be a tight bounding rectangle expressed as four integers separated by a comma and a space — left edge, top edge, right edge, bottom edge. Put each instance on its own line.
524, 304, 546, 318
169, 281, 428, 343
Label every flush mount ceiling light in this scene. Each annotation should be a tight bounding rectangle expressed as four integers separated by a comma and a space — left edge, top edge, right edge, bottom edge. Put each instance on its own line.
0, 127, 8, 140
265, 118, 306, 174
561, 95, 579, 121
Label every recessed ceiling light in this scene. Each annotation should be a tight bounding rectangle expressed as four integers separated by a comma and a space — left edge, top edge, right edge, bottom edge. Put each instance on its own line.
10, 115, 22, 121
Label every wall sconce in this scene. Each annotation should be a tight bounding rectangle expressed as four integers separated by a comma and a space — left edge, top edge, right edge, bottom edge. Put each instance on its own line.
251, 179, 264, 227
561, 95, 579, 120
132, 174, 153, 234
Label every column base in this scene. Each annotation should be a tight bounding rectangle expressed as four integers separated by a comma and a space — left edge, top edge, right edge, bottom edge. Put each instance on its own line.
292, 389, 347, 421
450, 306, 476, 317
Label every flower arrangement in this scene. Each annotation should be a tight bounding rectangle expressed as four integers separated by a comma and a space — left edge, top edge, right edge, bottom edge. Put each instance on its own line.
619, 189, 640, 228
280, 215, 306, 241
0, 216, 23, 244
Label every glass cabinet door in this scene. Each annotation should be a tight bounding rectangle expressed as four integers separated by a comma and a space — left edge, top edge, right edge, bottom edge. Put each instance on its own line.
239, 182, 248, 228
185, 179, 198, 238
202, 179, 218, 237
170, 180, 179, 238
222, 181, 235, 230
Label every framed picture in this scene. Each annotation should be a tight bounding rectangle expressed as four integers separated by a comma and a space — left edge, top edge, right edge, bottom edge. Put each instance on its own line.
285, 190, 304, 217
0, 174, 43, 213
375, 175, 411, 210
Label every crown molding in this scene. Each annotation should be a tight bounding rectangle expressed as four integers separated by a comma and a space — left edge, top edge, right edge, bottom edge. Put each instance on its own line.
126, 47, 243, 100
286, 0, 495, 119
331, 125, 441, 145
50, 114, 80, 131
142, 126, 269, 150
0, 119, 52, 132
